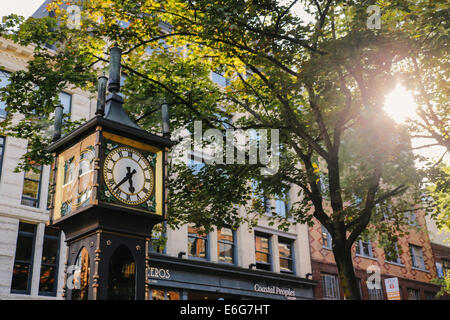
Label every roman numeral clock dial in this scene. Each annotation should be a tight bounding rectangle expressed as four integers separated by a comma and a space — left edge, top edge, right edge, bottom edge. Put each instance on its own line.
103, 146, 154, 206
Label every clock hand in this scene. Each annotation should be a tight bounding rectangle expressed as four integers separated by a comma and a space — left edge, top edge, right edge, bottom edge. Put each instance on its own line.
128, 174, 135, 194
113, 167, 136, 191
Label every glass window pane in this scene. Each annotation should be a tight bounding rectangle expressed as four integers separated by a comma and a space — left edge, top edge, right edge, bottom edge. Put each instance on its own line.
152, 289, 166, 300
255, 251, 269, 263
218, 228, 233, 242
42, 238, 58, 265
255, 235, 269, 253
218, 242, 233, 263
59, 92, 72, 115
15, 235, 34, 261
18, 222, 36, 234
39, 265, 56, 293
11, 262, 31, 292
22, 179, 39, 199
25, 170, 41, 181
280, 258, 293, 271
167, 291, 180, 300
0, 71, 10, 117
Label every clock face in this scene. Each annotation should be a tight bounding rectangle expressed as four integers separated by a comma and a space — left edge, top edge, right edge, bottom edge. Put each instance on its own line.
103, 146, 154, 205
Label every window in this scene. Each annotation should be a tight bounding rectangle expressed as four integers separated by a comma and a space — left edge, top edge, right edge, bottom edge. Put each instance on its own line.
187, 225, 208, 259
275, 198, 288, 217
278, 238, 294, 273
321, 273, 340, 300
385, 242, 402, 264
151, 289, 180, 300
0, 136, 5, 181
211, 71, 229, 87
425, 291, 436, 300
368, 287, 384, 300
355, 238, 373, 258
442, 259, 450, 277
0, 70, 10, 118
255, 234, 271, 271
149, 224, 166, 254
39, 227, 60, 296
21, 165, 43, 208
321, 225, 332, 249
217, 227, 235, 264
406, 211, 417, 226
59, 92, 72, 121
407, 288, 421, 300
11, 222, 37, 294
410, 245, 426, 270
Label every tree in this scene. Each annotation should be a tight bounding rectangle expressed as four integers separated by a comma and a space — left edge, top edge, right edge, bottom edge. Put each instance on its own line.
0, 0, 439, 299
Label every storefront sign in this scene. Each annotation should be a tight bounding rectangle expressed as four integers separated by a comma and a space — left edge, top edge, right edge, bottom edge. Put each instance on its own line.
148, 267, 171, 279
384, 277, 401, 300
253, 284, 296, 298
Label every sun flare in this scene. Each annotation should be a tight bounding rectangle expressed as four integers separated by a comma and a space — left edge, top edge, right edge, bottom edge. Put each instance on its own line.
383, 84, 417, 124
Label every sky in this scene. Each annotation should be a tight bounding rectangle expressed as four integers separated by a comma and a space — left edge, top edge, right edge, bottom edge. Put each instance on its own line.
0, 0, 45, 20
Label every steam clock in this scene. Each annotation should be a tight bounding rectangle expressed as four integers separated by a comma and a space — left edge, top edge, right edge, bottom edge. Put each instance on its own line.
47, 45, 173, 299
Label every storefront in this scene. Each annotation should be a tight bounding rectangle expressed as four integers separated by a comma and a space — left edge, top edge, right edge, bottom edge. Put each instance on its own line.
147, 253, 316, 300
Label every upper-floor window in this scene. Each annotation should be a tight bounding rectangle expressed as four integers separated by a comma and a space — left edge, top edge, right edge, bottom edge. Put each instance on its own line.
410, 244, 426, 270
39, 227, 60, 296
406, 211, 418, 226
59, 92, 72, 122
321, 273, 340, 300
11, 222, 37, 294
21, 165, 43, 208
442, 259, 450, 277
255, 234, 271, 271
278, 238, 294, 273
0, 70, 10, 118
321, 225, 332, 250
385, 242, 402, 264
355, 238, 373, 258
187, 225, 208, 259
217, 227, 235, 264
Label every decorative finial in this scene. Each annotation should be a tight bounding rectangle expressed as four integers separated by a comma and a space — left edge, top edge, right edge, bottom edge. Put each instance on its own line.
95, 72, 108, 117
108, 43, 122, 93
53, 104, 64, 142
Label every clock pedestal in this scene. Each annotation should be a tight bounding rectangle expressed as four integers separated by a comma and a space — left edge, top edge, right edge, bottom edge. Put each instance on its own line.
47, 45, 173, 300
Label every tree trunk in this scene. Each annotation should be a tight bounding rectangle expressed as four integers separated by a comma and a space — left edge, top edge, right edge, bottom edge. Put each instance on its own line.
333, 243, 361, 300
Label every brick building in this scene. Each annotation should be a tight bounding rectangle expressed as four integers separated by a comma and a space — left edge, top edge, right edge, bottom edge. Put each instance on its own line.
310, 208, 442, 300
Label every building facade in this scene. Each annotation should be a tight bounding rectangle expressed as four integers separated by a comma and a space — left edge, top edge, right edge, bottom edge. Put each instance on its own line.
310, 209, 442, 300
0, 37, 94, 299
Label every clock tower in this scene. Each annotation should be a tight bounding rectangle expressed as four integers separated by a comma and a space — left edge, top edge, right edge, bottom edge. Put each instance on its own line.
47, 45, 173, 300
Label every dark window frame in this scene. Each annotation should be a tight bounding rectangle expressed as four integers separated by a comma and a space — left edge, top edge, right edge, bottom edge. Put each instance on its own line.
187, 225, 209, 260
0, 70, 10, 118
278, 238, 294, 274
11, 222, 37, 295
21, 165, 43, 208
255, 233, 272, 271
38, 227, 60, 296
217, 227, 235, 265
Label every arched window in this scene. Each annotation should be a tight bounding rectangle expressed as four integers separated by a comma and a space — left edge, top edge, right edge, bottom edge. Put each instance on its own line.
107, 245, 135, 300
72, 247, 89, 300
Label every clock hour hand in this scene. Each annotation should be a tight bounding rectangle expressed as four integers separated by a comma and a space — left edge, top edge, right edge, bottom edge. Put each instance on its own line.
113, 167, 136, 191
